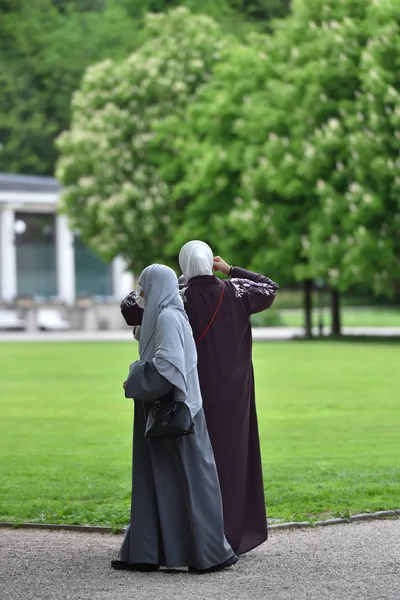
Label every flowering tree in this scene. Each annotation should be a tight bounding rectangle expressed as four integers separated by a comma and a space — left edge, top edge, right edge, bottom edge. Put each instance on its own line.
159, 0, 400, 334
236, 0, 372, 334
154, 41, 276, 268
56, 7, 231, 272
311, 0, 400, 299
155, 1, 369, 335
252, 0, 400, 332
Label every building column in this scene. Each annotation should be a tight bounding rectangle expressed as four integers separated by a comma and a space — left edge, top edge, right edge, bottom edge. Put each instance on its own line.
112, 256, 134, 300
0, 207, 17, 302
56, 214, 75, 305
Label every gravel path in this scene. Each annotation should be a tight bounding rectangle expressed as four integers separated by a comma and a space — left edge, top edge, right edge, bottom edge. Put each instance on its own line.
1, 520, 399, 600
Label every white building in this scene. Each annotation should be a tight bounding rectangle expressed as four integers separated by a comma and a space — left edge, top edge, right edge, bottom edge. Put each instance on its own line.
0, 173, 134, 329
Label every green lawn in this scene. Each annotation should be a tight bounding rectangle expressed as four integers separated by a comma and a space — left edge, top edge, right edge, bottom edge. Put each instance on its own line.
0, 341, 399, 527
280, 307, 400, 328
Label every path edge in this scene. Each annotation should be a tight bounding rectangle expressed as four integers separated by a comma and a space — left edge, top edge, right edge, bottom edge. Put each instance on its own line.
1, 509, 399, 535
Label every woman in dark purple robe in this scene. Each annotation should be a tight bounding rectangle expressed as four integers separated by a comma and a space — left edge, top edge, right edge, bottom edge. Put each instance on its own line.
120, 241, 279, 556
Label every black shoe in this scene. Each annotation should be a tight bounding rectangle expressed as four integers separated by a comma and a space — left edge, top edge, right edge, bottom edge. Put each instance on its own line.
189, 554, 238, 574
111, 560, 159, 572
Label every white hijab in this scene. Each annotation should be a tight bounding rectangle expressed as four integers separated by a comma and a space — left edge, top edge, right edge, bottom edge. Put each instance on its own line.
179, 240, 213, 282
138, 264, 202, 417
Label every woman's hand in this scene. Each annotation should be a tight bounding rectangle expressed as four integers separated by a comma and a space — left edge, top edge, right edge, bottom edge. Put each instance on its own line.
213, 256, 231, 275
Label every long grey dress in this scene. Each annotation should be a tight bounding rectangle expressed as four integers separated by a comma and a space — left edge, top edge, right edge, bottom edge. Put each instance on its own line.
118, 265, 233, 570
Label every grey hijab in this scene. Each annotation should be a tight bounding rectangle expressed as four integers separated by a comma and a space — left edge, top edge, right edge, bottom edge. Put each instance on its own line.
138, 264, 202, 418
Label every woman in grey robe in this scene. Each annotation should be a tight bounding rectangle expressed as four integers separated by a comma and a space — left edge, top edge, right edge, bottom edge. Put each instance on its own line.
112, 264, 237, 573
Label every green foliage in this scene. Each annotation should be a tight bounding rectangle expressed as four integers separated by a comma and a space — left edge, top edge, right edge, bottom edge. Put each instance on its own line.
154, 41, 277, 272
151, 2, 368, 284
0, 0, 142, 175
57, 7, 233, 270
221, 0, 399, 297
119, 0, 291, 27
229, 0, 291, 24
279, 0, 400, 296
311, 0, 400, 295
251, 307, 285, 326
151, 21, 312, 282
56, 0, 400, 296
0, 0, 286, 177
151, 0, 399, 297
237, 0, 370, 287
11, 0, 398, 300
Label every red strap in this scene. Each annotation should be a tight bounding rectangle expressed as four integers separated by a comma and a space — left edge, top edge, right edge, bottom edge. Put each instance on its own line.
195, 283, 225, 345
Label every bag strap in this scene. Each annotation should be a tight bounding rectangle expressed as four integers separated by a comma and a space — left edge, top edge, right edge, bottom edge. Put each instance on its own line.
195, 283, 225, 345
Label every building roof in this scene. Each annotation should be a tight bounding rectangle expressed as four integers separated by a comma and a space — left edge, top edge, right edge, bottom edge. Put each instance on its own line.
0, 173, 61, 193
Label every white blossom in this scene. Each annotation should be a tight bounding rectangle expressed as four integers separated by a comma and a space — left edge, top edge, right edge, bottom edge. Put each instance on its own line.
304, 143, 316, 158
349, 182, 361, 193
364, 193, 373, 205
327, 118, 340, 131
284, 152, 294, 163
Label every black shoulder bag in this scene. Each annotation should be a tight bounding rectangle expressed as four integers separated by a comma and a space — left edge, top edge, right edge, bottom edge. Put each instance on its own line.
145, 388, 194, 440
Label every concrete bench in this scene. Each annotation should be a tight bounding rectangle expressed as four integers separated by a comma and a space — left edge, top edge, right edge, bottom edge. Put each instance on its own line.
37, 308, 71, 331
0, 310, 27, 330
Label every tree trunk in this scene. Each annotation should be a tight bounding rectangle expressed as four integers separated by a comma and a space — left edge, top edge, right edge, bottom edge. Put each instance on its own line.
330, 288, 341, 336
303, 279, 313, 339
